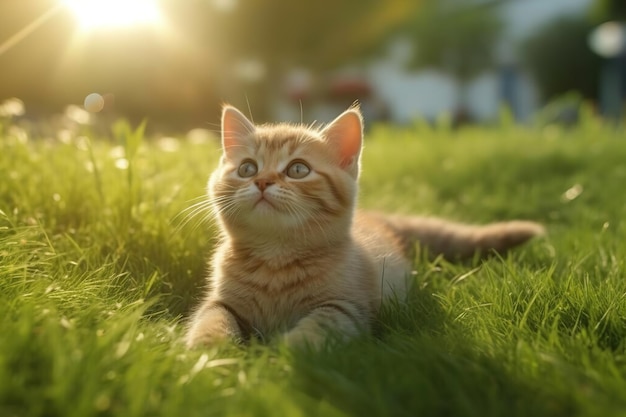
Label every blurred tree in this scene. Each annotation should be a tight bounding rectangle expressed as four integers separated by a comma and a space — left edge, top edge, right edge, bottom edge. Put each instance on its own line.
589, 0, 626, 22
213, 0, 419, 120
521, 16, 601, 102
228, 0, 417, 71
404, 1, 502, 82
400, 0, 503, 118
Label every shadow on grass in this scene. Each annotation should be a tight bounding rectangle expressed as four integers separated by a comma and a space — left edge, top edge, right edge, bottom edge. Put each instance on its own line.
289, 341, 573, 417
285, 273, 581, 417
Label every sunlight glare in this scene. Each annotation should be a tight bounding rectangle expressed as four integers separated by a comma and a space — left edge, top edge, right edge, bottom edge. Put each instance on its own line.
63, 0, 163, 30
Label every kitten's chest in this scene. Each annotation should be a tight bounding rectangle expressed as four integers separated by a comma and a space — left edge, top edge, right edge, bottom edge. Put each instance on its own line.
219, 256, 331, 336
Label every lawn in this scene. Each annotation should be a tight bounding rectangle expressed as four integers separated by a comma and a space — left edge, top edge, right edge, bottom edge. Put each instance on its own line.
1, 113, 625, 417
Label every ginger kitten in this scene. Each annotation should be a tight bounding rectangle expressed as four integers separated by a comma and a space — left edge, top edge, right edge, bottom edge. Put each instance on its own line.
185, 105, 544, 348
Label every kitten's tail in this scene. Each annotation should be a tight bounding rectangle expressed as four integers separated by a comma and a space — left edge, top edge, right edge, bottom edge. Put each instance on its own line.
387, 215, 545, 261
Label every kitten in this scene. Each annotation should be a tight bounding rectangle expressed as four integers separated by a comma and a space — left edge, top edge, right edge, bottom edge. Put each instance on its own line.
185, 105, 544, 349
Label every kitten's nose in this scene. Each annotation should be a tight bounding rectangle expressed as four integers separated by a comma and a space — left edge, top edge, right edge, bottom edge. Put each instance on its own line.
255, 179, 274, 191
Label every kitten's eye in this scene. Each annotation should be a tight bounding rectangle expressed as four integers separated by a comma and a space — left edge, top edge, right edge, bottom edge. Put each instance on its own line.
286, 161, 311, 179
238, 160, 258, 178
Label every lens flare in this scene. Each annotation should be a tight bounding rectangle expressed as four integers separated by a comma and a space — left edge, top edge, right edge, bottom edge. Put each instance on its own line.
63, 0, 162, 30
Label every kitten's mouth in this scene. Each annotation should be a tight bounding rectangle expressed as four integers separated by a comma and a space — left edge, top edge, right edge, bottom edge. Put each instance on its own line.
254, 196, 277, 210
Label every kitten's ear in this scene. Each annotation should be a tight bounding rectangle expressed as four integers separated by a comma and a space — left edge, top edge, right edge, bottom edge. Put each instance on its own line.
321, 107, 363, 172
221, 105, 255, 157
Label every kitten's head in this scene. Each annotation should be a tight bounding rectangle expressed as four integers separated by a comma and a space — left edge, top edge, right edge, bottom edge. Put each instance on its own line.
209, 105, 363, 242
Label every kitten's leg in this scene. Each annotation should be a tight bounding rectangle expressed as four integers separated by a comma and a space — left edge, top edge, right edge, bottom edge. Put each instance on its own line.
185, 300, 247, 348
284, 300, 369, 349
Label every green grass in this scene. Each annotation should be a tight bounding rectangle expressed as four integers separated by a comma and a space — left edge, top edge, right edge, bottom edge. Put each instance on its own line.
1, 115, 625, 417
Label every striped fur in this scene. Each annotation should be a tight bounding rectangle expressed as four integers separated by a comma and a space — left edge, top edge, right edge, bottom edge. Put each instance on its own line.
185, 105, 544, 349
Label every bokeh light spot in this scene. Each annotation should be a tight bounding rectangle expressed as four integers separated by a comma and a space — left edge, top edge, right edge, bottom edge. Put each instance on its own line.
84, 93, 105, 113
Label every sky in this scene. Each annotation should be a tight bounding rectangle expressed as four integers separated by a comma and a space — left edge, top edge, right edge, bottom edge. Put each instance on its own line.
501, 0, 592, 41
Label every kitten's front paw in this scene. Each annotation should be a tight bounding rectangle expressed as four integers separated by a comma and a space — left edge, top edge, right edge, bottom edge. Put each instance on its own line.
284, 326, 327, 350
185, 326, 232, 349
185, 304, 243, 348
